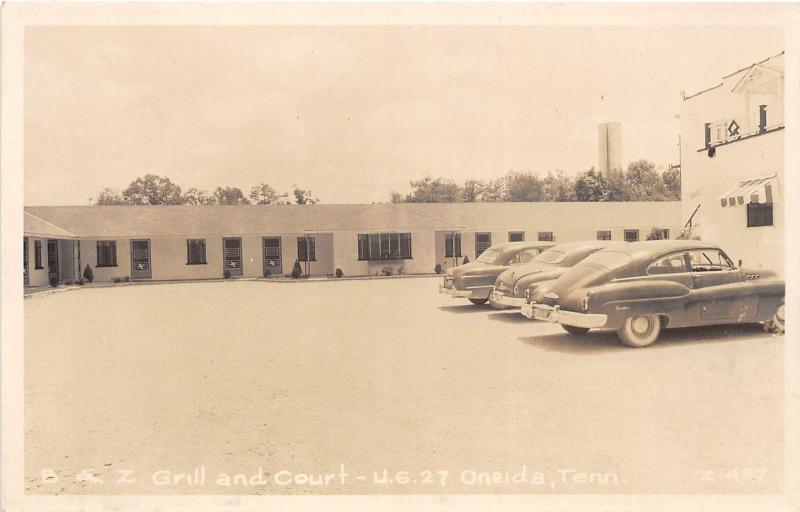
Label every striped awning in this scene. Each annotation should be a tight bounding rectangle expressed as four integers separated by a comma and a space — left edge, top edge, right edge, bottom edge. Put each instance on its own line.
718, 174, 777, 207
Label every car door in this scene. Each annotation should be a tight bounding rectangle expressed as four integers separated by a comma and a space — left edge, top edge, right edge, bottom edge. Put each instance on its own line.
687, 249, 756, 321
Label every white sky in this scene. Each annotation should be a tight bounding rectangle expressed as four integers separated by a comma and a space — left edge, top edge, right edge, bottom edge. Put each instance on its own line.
24, 25, 783, 205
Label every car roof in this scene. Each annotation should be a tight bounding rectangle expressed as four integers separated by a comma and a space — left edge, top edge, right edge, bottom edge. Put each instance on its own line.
548, 240, 617, 253
492, 241, 556, 253
597, 240, 723, 266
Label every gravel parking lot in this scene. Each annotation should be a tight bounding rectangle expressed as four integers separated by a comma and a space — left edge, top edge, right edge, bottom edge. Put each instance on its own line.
25, 277, 784, 494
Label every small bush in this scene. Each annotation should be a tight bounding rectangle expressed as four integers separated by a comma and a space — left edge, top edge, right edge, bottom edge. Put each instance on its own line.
381, 266, 396, 276
49, 275, 59, 288
123, 276, 131, 282
75, 278, 86, 286
223, 269, 231, 279
264, 269, 271, 277
463, 255, 470, 264
112, 277, 121, 283
291, 260, 303, 279
335, 268, 344, 278
83, 264, 94, 283
434, 263, 442, 274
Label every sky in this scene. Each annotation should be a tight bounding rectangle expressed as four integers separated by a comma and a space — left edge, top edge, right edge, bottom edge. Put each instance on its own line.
24, 25, 783, 205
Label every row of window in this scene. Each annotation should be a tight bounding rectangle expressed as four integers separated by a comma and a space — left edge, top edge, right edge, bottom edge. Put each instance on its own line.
91, 234, 415, 268
444, 229, 666, 257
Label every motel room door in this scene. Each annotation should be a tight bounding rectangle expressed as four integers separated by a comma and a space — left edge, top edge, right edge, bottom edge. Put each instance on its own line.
223, 237, 243, 277
47, 239, 59, 284
130, 239, 152, 280
262, 236, 282, 276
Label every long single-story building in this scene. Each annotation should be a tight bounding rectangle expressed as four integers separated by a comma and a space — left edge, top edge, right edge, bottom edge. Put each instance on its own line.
23, 202, 681, 288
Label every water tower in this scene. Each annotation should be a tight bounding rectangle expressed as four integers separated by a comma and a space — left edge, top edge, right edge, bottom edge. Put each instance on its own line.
598, 122, 623, 177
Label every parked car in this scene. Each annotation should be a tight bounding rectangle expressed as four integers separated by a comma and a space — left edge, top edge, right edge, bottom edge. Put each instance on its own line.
489, 241, 616, 309
439, 241, 555, 305
521, 240, 785, 347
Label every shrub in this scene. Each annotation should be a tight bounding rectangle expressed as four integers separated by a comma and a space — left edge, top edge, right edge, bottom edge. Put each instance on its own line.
676, 227, 701, 240
123, 276, 131, 282
291, 260, 303, 279
434, 263, 442, 274
264, 269, 271, 277
83, 264, 94, 283
112, 277, 121, 283
646, 228, 665, 240
49, 275, 59, 288
381, 266, 396, 276
335, 268, 344, 278
75, 278, 86, 286
463, 255, 470, 264
223, 269, 231, 279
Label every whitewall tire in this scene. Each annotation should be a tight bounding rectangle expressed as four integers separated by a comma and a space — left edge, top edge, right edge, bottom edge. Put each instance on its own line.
764, 299, 785, 334
617, 314, 661, 348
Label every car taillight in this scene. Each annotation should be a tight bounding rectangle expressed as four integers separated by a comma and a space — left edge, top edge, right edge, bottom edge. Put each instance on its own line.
524, 289, 531, 303
581, 295, 589, 311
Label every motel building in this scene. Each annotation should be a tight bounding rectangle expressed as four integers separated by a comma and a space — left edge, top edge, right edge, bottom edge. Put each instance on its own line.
680, 51, 784, 275
23, 202, 680, 289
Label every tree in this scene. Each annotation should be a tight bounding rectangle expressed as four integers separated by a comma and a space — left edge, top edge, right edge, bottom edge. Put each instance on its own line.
93, 188, 126, 205
480, 177, 506, 202
182, 188, 213, 205
543, 170, 576, 202
212, 187, 250, 205
505, 171, 545, 202
121, 174, 183, 205
390, 191, 405, 203
292, 187, 318, 205
403, 176, 462, 203
605, 171, 632, 201
249, 183, 289, 205
646, 227, 667, 240
574, 168, 608, 201
625, 159, 668, 201
662, 166, 681, 200
461, 179, 483, 202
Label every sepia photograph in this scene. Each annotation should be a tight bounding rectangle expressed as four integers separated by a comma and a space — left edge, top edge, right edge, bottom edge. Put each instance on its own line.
2, 2, 798, 511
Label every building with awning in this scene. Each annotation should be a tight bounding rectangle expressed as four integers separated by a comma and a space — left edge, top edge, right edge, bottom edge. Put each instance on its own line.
680, 52, 784, 274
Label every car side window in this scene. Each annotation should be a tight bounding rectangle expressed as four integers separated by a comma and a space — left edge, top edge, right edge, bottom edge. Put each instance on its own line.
507, 252, 522, 265
646, 253, 688, 275
518, 248, 540, 264
688, 250, 734, 272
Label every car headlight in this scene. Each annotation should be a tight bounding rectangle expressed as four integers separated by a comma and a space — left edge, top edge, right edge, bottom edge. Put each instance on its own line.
581, 295, 589, 311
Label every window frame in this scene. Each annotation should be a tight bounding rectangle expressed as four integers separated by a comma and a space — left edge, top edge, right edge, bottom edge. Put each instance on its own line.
596, 230, 612, 241
186, 239, 208, 265
96, 240, 118, 267
357, 233, 413, 261
475, 232, 492, 257
297, 236, 316, 262
746, 202, 773, 228
645, 251, 689, 276
508, 231, 525, 242
538, 232, 555, 242
687, 249, 735, 273
624, 229, 640, 242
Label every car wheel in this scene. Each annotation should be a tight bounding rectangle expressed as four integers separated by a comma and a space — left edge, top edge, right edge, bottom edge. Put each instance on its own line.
764, 299, 785, 334
561, 324, 590, 335
617, 314, 661, 348
469, 298, 488, 305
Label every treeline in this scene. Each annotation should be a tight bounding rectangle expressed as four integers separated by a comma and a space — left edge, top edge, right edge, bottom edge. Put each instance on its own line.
390, 160, 680, 203
93, 175, 318, 205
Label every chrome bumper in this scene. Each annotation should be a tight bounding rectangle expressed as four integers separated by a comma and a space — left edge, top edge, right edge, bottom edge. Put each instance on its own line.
489, 290, 527, 308
522, 304, 608, 328
439, 284, 473, 298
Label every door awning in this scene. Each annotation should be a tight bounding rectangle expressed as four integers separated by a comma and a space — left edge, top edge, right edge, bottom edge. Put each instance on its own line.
718, 174, 777, 207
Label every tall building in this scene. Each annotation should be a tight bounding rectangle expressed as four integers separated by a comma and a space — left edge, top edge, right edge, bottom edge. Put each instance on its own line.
680, 51, 784, 274
598, 122, 623, 177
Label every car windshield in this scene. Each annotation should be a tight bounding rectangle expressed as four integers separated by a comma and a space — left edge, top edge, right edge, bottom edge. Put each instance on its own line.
534, 249, 566, 264
576, 250, 632, 270
476, 249, 500, 263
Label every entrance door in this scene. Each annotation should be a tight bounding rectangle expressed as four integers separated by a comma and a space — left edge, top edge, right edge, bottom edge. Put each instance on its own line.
262, 236, 282, 276
130, 239, 152, 280
47, 239, 59, 285
223, 237, 243, 277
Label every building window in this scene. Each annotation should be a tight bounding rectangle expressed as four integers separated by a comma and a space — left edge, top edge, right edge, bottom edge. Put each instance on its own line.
597, 230, 612, 241
297, 236, 316, 262
445, 233, 462, 258
186, 239, 207, 265
538, 232, 554, 242
23, 238, 29, 277
358, 233, 412, 260
34, 240, 44, 269
475, 233, 492, 257
652, 228, 670, 240
624, 229, 640, 242
508, 231, 525, 242
747, 203, 773, 227
97, 240, 117, 267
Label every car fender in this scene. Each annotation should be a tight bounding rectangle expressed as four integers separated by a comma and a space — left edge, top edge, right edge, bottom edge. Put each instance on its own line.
580, 280, 692, 330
